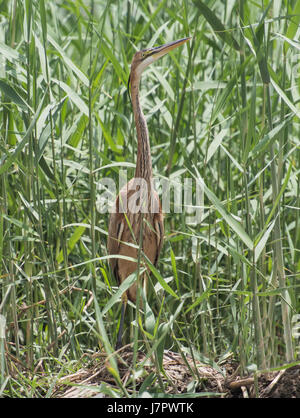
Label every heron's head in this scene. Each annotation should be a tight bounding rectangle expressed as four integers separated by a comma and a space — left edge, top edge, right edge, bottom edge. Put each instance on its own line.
128, 37, 191, 93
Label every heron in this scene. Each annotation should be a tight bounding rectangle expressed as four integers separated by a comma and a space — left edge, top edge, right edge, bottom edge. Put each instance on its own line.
108, 36, 191, 349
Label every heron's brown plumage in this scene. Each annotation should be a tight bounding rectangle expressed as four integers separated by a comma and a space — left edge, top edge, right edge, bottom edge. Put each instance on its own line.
107, 38, 190, 347
108, 47, 167, 303
108, 182, 163, 302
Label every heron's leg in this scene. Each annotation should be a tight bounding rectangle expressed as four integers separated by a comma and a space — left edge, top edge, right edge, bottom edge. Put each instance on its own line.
115, 293, 127, 350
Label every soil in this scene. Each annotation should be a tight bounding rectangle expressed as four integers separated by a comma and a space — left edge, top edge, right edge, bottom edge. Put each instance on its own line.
257, 365, 300, 398
51, 347, 300, 398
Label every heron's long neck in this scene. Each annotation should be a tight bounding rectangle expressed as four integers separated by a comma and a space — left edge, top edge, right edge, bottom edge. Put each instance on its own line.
131, 81, 152, 182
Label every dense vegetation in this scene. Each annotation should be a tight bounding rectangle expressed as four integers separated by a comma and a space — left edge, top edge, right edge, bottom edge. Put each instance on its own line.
0, 0, 299, 397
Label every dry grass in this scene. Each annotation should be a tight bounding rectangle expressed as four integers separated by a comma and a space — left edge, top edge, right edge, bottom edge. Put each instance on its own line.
52, 347, 226, 398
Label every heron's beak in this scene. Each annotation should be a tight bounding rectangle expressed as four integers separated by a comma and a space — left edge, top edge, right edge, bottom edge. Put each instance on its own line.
147, 37, 191, 61
128, 36, 191, 96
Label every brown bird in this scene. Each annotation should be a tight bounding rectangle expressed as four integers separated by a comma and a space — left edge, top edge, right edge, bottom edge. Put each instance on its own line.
108, 37, 191, 349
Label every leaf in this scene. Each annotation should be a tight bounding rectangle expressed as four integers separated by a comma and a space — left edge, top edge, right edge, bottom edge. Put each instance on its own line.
144, 297, 156, 336
186, 81, 227, 92
147, 21, 171, 49
47, 32, 89, 87
193, 0, 240, 51
250, 115, 293, 158
98, 38, 127, 86
285, 0, 300, 53
276, 33, 300, 52
0, 41, 26, 63
135, 0, 169, 42
270, 76, 300, 120
156, 322, 168, 369
138, 372, 155, 395
34, 32, 49, 86
254, 219, 276, 263
255, 162, 293, 246
2, 215, 39, 237
37, 97, 66, 161
95, 114, 121, 153
206, 128, 227, 163
170, 247, 179, 291
145, 258, 179, 299
39, 0, 47, 45
0, 90, 47, 175
243, 73, 257, 163
210, 55, 252, 124
52, 78, 89, 116
102, 269, 143, 315
93, 161, 135, 175
221, 144, 243, 173
0, 79, 30, 110
248, 4, 272, 84
93, 296, 121, 383
193, 169, 254, 249
185, 284, 212, 314
38, 156, 55, 181
152, 68, 175, 101
57, 223, 87, 264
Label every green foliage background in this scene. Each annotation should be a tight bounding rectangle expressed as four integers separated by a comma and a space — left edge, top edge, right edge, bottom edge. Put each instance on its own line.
0, 0, 299, 397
